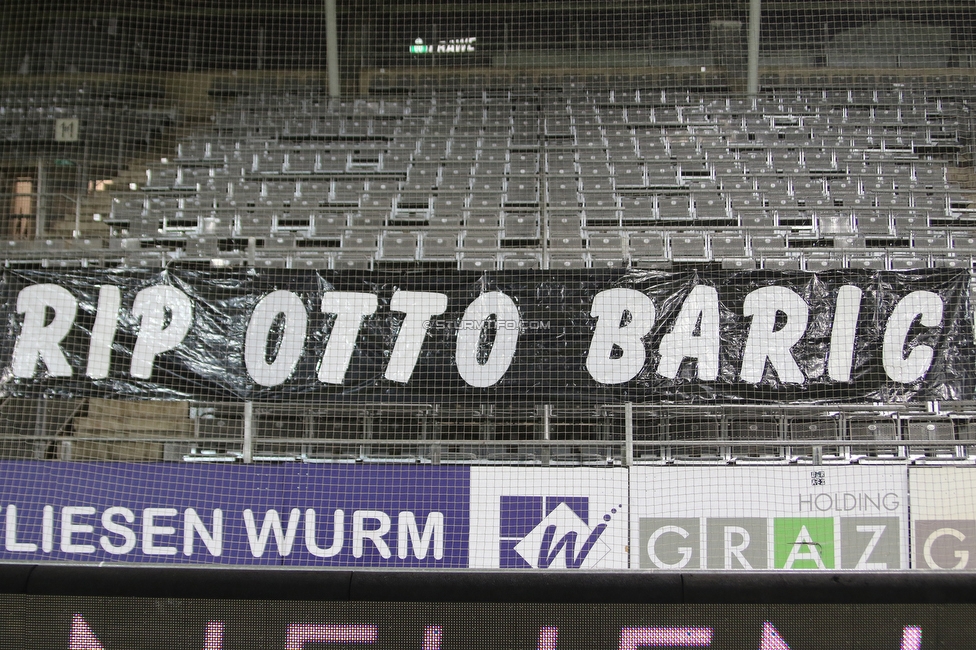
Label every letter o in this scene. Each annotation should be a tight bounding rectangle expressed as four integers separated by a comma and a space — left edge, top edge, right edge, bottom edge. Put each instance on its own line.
455, 292, 520, 388
244, 290, 308, 387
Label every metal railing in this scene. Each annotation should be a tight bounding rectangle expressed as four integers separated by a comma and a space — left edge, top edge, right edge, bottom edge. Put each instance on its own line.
1, 397, 975, 466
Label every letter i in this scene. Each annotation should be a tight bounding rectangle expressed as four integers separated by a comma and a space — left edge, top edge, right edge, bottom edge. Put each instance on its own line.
42, 506, 54, 552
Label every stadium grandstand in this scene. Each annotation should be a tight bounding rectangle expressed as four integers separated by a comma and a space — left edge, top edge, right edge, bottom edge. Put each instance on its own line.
1, 4, 976, 644
1, 2, 975, 465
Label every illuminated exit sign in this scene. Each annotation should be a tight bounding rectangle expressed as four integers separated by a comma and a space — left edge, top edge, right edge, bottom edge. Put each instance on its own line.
410, 37, 476, 54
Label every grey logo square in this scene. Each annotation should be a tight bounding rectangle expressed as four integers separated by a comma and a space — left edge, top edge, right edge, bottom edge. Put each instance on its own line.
840, 517, 901, 569
706, 518, 767, 569
915, 520, 976, 570
639, 518, 700, 569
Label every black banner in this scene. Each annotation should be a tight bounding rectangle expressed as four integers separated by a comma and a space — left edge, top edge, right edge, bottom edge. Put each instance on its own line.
0, 268, 971, 403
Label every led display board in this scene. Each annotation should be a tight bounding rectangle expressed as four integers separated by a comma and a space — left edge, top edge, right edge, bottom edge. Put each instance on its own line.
6, 596, 970, 650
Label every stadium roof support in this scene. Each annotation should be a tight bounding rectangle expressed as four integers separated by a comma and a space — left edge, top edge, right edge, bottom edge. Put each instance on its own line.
747, 0, 761, 95
327, 0, 340, 98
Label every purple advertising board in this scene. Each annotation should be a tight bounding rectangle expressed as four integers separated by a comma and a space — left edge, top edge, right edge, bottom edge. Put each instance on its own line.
0, 462, 469, 567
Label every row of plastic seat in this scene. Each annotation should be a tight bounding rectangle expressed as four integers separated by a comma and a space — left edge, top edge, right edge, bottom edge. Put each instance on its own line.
140, 163, 956, 193
60, 231, 976, 272
172, 141, 959, 164
217, 86, 967, 113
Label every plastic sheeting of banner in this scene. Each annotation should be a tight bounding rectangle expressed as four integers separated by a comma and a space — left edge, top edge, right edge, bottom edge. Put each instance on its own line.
0, 268, 972, 403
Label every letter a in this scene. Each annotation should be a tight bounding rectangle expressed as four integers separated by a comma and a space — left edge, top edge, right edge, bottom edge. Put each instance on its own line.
783, 525, 827, 569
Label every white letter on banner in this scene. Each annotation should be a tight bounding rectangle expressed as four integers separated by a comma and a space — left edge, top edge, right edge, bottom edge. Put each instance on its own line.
142, 508, 178, 556
5, 505, 36, 552
130, 286, 193, 380
243, 508, 301, 557
12, 284, 77, 378
99, 507, 136, 555
183, 508, 223, 557
455, 292, 520, 388
385, 291, 448, 383
656, 285, 719, 381
245, 291, 307, 387
827, 285, 863, 382
86, 285, 121, 379
61, 506, 96, 554
397, 511, 444, 560
883, 290, 944, 383
740, 286, 808, 384
352, 510, 392, 559
586, 288, 654, 385
724, 525, 752, 569
318, 292, 378, 385
305, 509, 344, 558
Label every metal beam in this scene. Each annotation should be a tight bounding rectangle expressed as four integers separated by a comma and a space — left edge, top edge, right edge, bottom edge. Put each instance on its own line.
747, 0, 761, 96
326, 0, 340, 98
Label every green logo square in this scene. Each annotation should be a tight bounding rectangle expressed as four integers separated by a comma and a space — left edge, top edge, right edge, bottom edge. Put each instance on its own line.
774, 518, 834, 569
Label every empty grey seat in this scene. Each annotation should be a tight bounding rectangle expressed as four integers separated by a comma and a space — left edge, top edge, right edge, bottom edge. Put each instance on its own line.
341, 232, 379, 252
762, 258, 801, 270
893, 214, 928, 234
588, 233, 625, 252
804, 255, 844, 271
501, 254, 542, 270
380, 232, 419, 260
913, 233, 949, 251
461, 232, 500, 252
237, 214, 273, 236
628, 233, 667, 260
547, 181, 580, 208
312, 213, 347, 236
582, 192, 617, 210
728, 419, 783, 461
549, 254, 588, 269
335, 254, 373, 270
505, 181, 539, 206
889, 256, 927, 270
465, 211, 501, 230
670, 235, 707, 260
620, 195, 655, 216
907, 419, 957, 458
459, 256, 497, 271
789, 417, 842, 459
468, 192, 503, 210
710, 234, 747, 259
856, 213, 890, 235
502, 212, 540, 238
658, 196, 690, 220
848, 257, 886, 270
694, 194, 727, 219
549, 212, 584, 235
614, 164, 645, 188
849, 419, 901, 458
421, 233, 458, 259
